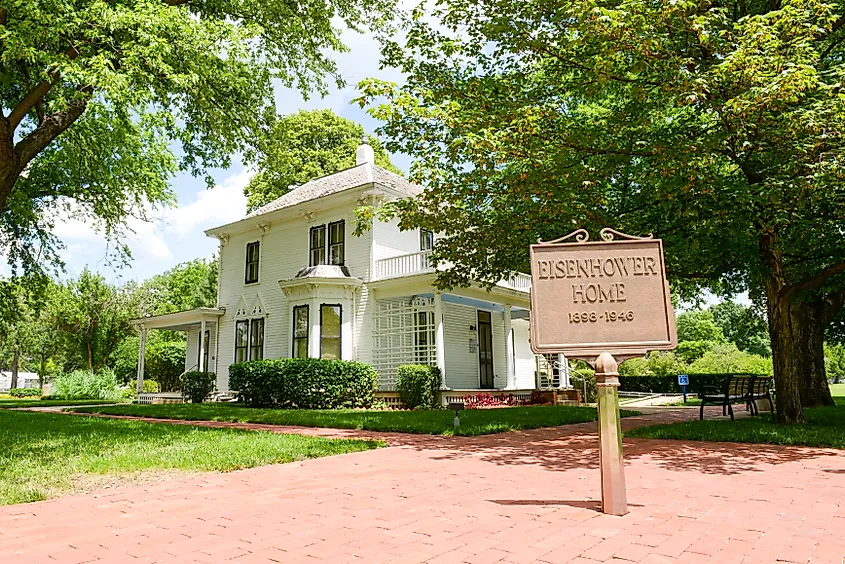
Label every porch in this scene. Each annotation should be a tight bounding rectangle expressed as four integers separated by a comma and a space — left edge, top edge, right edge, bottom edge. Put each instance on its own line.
130, 307, 225, 395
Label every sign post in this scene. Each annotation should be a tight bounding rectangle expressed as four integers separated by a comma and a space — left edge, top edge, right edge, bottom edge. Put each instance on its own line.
678, 374, 689, 403
529, 228, 677, 516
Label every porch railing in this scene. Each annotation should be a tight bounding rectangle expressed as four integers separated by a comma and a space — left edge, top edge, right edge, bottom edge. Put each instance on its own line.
373, 251, 531, 293
374, 251, 433, 279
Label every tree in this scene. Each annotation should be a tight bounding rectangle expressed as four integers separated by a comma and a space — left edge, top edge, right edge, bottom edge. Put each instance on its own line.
709, 301, 771, 358
51, 269, 135, 373
0, 0, 394, 316
676, 311, 727, 344
142, 258, 218, 316
245, 109, 401, 212
358, 0, 845, 423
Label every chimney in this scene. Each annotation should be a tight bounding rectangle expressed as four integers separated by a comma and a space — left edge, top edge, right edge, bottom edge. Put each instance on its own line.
356, 135, 375, 166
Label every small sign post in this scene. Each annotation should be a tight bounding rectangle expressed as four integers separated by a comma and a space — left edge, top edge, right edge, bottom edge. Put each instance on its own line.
678, 374, 689, 403
530, 228, 677, 516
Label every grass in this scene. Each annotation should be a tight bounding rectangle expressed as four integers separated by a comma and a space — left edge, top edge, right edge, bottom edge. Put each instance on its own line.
70, 403, 640, 436
0, 398, 125, 408
829, 383, 845, 397
627, 397, 845, 449
0, 410, 379, 506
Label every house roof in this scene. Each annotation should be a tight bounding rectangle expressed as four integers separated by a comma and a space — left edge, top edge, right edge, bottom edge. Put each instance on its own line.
246, 163, 423, 218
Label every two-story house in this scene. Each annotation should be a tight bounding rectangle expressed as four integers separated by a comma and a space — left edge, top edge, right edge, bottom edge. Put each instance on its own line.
132, 140, 558, 403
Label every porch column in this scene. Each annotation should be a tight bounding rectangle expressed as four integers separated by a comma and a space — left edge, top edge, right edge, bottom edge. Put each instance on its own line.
504, 305, 517, 390
199, 319, 207, 372
136, 325, 147, 394
434, 292, 446, 388
558, 353, 570, 388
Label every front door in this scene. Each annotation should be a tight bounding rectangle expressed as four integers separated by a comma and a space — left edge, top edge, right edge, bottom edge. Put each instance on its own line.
478, 310, 494, 389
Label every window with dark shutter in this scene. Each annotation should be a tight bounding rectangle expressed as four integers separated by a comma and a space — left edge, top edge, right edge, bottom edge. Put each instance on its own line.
292, 306, 309, 358
328, 220, 345, 265
310, 226, 326, 266
320, 304, 342, 360
234, 320, 249, 364
245, 241, 260, 284
250, 318, 264, 360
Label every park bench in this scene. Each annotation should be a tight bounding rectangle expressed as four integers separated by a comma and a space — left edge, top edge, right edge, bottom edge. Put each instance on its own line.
699, 375, 775, 421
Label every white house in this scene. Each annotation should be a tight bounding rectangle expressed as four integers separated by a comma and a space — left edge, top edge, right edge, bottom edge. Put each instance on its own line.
132, 141, 571, 402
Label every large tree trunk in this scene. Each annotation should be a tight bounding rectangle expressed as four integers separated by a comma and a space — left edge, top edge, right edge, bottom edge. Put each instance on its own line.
761, 231, 805, 424
793, 298, 834, 408
10, 348, 19, 389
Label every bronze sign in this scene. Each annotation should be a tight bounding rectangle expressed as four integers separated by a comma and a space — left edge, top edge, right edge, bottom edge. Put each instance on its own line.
529, 228, 677, 359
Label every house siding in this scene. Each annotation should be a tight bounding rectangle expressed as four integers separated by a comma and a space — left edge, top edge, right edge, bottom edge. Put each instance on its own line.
373, 217, 423, 262
215, 200, 371, 390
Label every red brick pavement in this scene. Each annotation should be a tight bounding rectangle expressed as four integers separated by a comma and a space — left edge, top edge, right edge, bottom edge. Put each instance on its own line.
1, 408, 844, 563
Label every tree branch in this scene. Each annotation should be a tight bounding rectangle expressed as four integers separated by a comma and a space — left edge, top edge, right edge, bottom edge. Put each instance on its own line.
14, 88, 91, 166
823, 289, 845, 326
7, 46, 79, 132
782, 260, 845, 301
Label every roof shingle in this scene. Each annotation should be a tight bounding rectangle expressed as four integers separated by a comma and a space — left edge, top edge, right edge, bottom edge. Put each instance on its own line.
247, 163, 422, 218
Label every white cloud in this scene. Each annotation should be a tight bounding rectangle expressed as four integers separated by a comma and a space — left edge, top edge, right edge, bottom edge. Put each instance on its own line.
162, 167, 251, 237
49, 167, 251, 282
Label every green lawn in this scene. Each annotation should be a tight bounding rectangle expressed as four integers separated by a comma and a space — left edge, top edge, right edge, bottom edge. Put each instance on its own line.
627, 397, 845, 449
0, 410, 379, 506
829, 383, 845, 396
0, 399, 125, 408
70, 403, 640, 436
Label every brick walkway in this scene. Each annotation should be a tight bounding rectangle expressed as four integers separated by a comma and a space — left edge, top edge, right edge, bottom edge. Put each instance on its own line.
1, 409, 844, 563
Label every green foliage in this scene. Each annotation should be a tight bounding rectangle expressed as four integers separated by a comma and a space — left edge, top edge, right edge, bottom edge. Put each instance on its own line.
0, 409, 379, 505
229, 359, 379, 409
0, 0, 396, 305
825, 343, 845, 384
143, 380, 161, 394
72, 403, 641, 437
675, 340, 720, 364
50, 368, 122, 400
676, 311, 727, 344
709, 301, 771, 357
619, 373, 744, 394
569, 366, 597, 404
8, 388, 40, 398
181, 371, 216, 403
358, 0, 845, 422
395, 364, 441, 409
113, 336, 187, 391
689, 344, 773, 376
50, 270, 135, 373
245, 110, 402, 212
619, 352, 688, 378
140, 258, 219, 316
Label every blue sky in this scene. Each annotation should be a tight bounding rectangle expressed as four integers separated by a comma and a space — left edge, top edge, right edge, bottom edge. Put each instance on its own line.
50, 26, 412, 285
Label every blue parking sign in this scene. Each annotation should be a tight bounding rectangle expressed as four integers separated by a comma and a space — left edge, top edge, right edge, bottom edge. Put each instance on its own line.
678, 374, 689, 386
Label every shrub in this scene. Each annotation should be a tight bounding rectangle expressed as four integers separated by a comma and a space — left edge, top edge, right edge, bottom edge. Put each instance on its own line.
143, 380, 161, 393
618, 372, 765, 394
570, 367, 597, 403
229, 359, 379, 409
396, 364, 441, 409
50, 368, 122, 400
9, 388, 41, 398
181, 371, 216, 403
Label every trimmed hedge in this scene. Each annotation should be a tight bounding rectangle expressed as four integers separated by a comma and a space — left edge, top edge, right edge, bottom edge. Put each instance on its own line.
396, 364, 441, 409
229, 359, 378, 408
9, 388, 41, 398
619, 373, 767, 394
181, 371, 216, 403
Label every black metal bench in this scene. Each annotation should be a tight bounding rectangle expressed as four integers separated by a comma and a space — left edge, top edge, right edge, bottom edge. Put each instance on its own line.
699, 375, 775, 421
